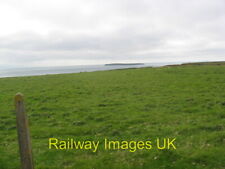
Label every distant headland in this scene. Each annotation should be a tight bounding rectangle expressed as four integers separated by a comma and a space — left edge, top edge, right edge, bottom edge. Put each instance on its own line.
105, 63, 144, 66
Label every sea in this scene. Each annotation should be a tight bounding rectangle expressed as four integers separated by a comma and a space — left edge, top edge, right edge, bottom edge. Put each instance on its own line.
0, 62, 183, 78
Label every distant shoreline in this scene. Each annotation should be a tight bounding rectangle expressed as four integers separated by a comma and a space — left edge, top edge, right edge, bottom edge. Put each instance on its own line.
105, 63, 144, 66
0, 61, 224, 79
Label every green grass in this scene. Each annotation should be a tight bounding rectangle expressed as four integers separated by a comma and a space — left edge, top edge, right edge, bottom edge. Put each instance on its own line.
0, 63, 225, 169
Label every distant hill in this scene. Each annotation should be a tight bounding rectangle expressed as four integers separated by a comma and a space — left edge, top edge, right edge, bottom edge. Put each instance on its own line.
163, 61, 225, 67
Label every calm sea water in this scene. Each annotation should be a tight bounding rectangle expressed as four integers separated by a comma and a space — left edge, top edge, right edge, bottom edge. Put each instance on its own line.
0, 62, 182, 78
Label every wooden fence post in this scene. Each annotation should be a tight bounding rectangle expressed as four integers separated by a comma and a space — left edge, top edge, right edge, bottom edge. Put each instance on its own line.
15, 93, 34, 169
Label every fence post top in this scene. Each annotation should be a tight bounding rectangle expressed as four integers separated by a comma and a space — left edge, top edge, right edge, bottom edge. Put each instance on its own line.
15, 93, 24, 102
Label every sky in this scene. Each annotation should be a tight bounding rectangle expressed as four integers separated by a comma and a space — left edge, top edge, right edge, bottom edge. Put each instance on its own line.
0, 0, 225, 68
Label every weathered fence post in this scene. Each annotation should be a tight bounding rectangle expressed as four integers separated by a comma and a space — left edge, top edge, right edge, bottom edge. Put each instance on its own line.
15, 93, 34, 169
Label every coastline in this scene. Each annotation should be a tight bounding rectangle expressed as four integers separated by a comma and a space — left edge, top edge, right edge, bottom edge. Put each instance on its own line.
0, 61, 224, 79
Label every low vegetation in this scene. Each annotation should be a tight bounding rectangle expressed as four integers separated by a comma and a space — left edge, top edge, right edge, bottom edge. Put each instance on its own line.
0, 62, 225, 169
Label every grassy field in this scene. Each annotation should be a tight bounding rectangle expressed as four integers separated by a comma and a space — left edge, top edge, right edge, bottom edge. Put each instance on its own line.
0, 63, 225, 169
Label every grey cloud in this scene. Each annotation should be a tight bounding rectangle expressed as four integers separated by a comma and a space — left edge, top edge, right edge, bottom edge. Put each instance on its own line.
0, 29, 167, 52
0, 0, 225, 67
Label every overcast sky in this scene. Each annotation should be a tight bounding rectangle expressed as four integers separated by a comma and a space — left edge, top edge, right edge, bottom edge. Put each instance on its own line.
0, 0, 225, 68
